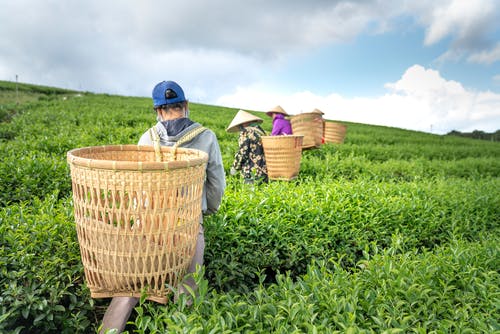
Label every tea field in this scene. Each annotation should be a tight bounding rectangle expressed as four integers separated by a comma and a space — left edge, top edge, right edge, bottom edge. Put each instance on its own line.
0, 81, 499, 333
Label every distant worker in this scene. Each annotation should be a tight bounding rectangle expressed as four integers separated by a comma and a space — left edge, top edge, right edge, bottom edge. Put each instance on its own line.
311, 108, 325, 123
266, 105, 292, 136
227, 110, 268, 184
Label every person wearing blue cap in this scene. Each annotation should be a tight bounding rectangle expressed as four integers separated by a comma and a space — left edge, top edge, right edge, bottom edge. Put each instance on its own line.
100, 80, 226, 333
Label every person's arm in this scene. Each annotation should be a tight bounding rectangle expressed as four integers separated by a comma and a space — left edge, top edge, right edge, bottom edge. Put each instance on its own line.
270, 119, 281, 136
138, 128, 153, 145
231, 132, 249, 170
272, 119, 287, 136
205, 136, 226, 214
271, 125, 281, 135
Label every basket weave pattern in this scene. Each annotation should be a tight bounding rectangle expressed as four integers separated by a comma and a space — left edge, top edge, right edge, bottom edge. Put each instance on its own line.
67, 145, 208, 303
262, 135, 303, 180
290, 113, 322, 148
312, 119, 324, 147
324, 122, 347, 144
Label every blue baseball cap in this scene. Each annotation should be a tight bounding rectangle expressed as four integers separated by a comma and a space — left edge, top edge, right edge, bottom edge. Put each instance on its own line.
152, 80, 186, 107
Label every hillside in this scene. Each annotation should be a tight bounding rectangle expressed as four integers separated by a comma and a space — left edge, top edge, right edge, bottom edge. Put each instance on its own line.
1, 81, 499, 333
447, 129, 500, 142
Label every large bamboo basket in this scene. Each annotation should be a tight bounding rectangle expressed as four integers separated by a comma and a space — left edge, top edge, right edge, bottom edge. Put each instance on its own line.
313, 118, 324, 147
262, 135, 303, 180
290, 113, 322, 149
67, 145, 208, 303
324, 122, 347, 144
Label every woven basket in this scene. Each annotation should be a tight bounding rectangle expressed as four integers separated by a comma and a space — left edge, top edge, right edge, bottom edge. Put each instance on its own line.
67, 145, 208, 303
324, 122, 347, 144
261, 135, 303, 180
290, 113, 322, 149
313, 118, 324, 147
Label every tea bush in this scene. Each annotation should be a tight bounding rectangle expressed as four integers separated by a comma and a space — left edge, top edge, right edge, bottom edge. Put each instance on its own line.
132, 235, 499, 333
1, 81, 499, 333
0, 194, 95, 333
204, 177, 499, 292
0, 149, 71, 206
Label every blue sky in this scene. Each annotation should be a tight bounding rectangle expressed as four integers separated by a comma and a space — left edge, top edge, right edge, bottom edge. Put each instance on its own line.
262, 20, 498, 96
1, 0, 499, 134
274, 29, 442, 97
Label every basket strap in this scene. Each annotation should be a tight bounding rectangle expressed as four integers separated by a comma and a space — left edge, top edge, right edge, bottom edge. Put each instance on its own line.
255, 125, 267, 136
172, 126, 207, 159
149, 126, 162, 162
149, 125, 207, 161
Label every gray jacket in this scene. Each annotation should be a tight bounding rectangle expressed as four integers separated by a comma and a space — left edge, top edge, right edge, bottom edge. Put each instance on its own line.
138, 121, 226, 215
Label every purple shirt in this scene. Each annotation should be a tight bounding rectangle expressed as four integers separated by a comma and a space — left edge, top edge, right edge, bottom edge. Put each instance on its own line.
271, 114, 293, 135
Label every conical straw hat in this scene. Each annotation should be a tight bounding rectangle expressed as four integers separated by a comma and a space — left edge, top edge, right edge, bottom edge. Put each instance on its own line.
266, 105, 289, 117
226, 110, 263, 132
311, 108, 324, 115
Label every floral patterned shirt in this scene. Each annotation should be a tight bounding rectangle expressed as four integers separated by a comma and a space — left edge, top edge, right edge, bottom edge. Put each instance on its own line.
231, 125, 267, 180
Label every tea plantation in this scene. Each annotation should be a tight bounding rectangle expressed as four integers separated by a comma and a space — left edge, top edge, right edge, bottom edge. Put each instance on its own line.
0, 81, 499, 333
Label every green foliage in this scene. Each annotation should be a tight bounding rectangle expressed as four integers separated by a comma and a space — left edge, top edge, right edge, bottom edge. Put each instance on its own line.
205, 177, 499, 292
0, 195, 96, 333
0, 81, 499, 333
0, 149, 71, 206
132, 236, 499, 333
447, 129, 500, 142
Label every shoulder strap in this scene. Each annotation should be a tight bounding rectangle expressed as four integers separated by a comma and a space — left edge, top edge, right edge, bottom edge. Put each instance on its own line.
174, 125, 207, 149
172, 126, 207, 158
255, 125, 267, 136
149, 126, 162, 162
149, 125, 207, 161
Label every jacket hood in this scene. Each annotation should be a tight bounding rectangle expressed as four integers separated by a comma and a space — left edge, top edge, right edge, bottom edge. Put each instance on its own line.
156, 119, 203, 146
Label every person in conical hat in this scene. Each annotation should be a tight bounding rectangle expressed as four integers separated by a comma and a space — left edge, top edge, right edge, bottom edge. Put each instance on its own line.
265, 105, 293, 136
227, 110, 268, 183
311, 108, 325, 115
226, 109, 263, 132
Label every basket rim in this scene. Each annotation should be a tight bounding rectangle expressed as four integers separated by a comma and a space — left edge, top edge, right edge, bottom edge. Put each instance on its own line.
291, 112, 316, 117
261, 135, 304, 140
67, 145, 208, 171
325, 121, 347, 126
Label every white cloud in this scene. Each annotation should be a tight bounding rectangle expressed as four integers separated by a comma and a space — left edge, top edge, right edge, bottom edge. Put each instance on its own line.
407, 0, 499, 65
217, 65, 500, 134
416, 0, 496, 47
0, 1, 499, 134
468, 43, 500, 64
6, 0, 496, 70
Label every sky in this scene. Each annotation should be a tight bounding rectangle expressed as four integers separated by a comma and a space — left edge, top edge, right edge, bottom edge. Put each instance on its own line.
1, 0, 500, 134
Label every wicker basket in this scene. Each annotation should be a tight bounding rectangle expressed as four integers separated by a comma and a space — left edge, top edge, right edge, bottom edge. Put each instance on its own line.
261, 135, 303, 180
324, 122, 347, 144
290, 113, 322, 149
67, 145, 208, 303
312, 118, 324, 147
